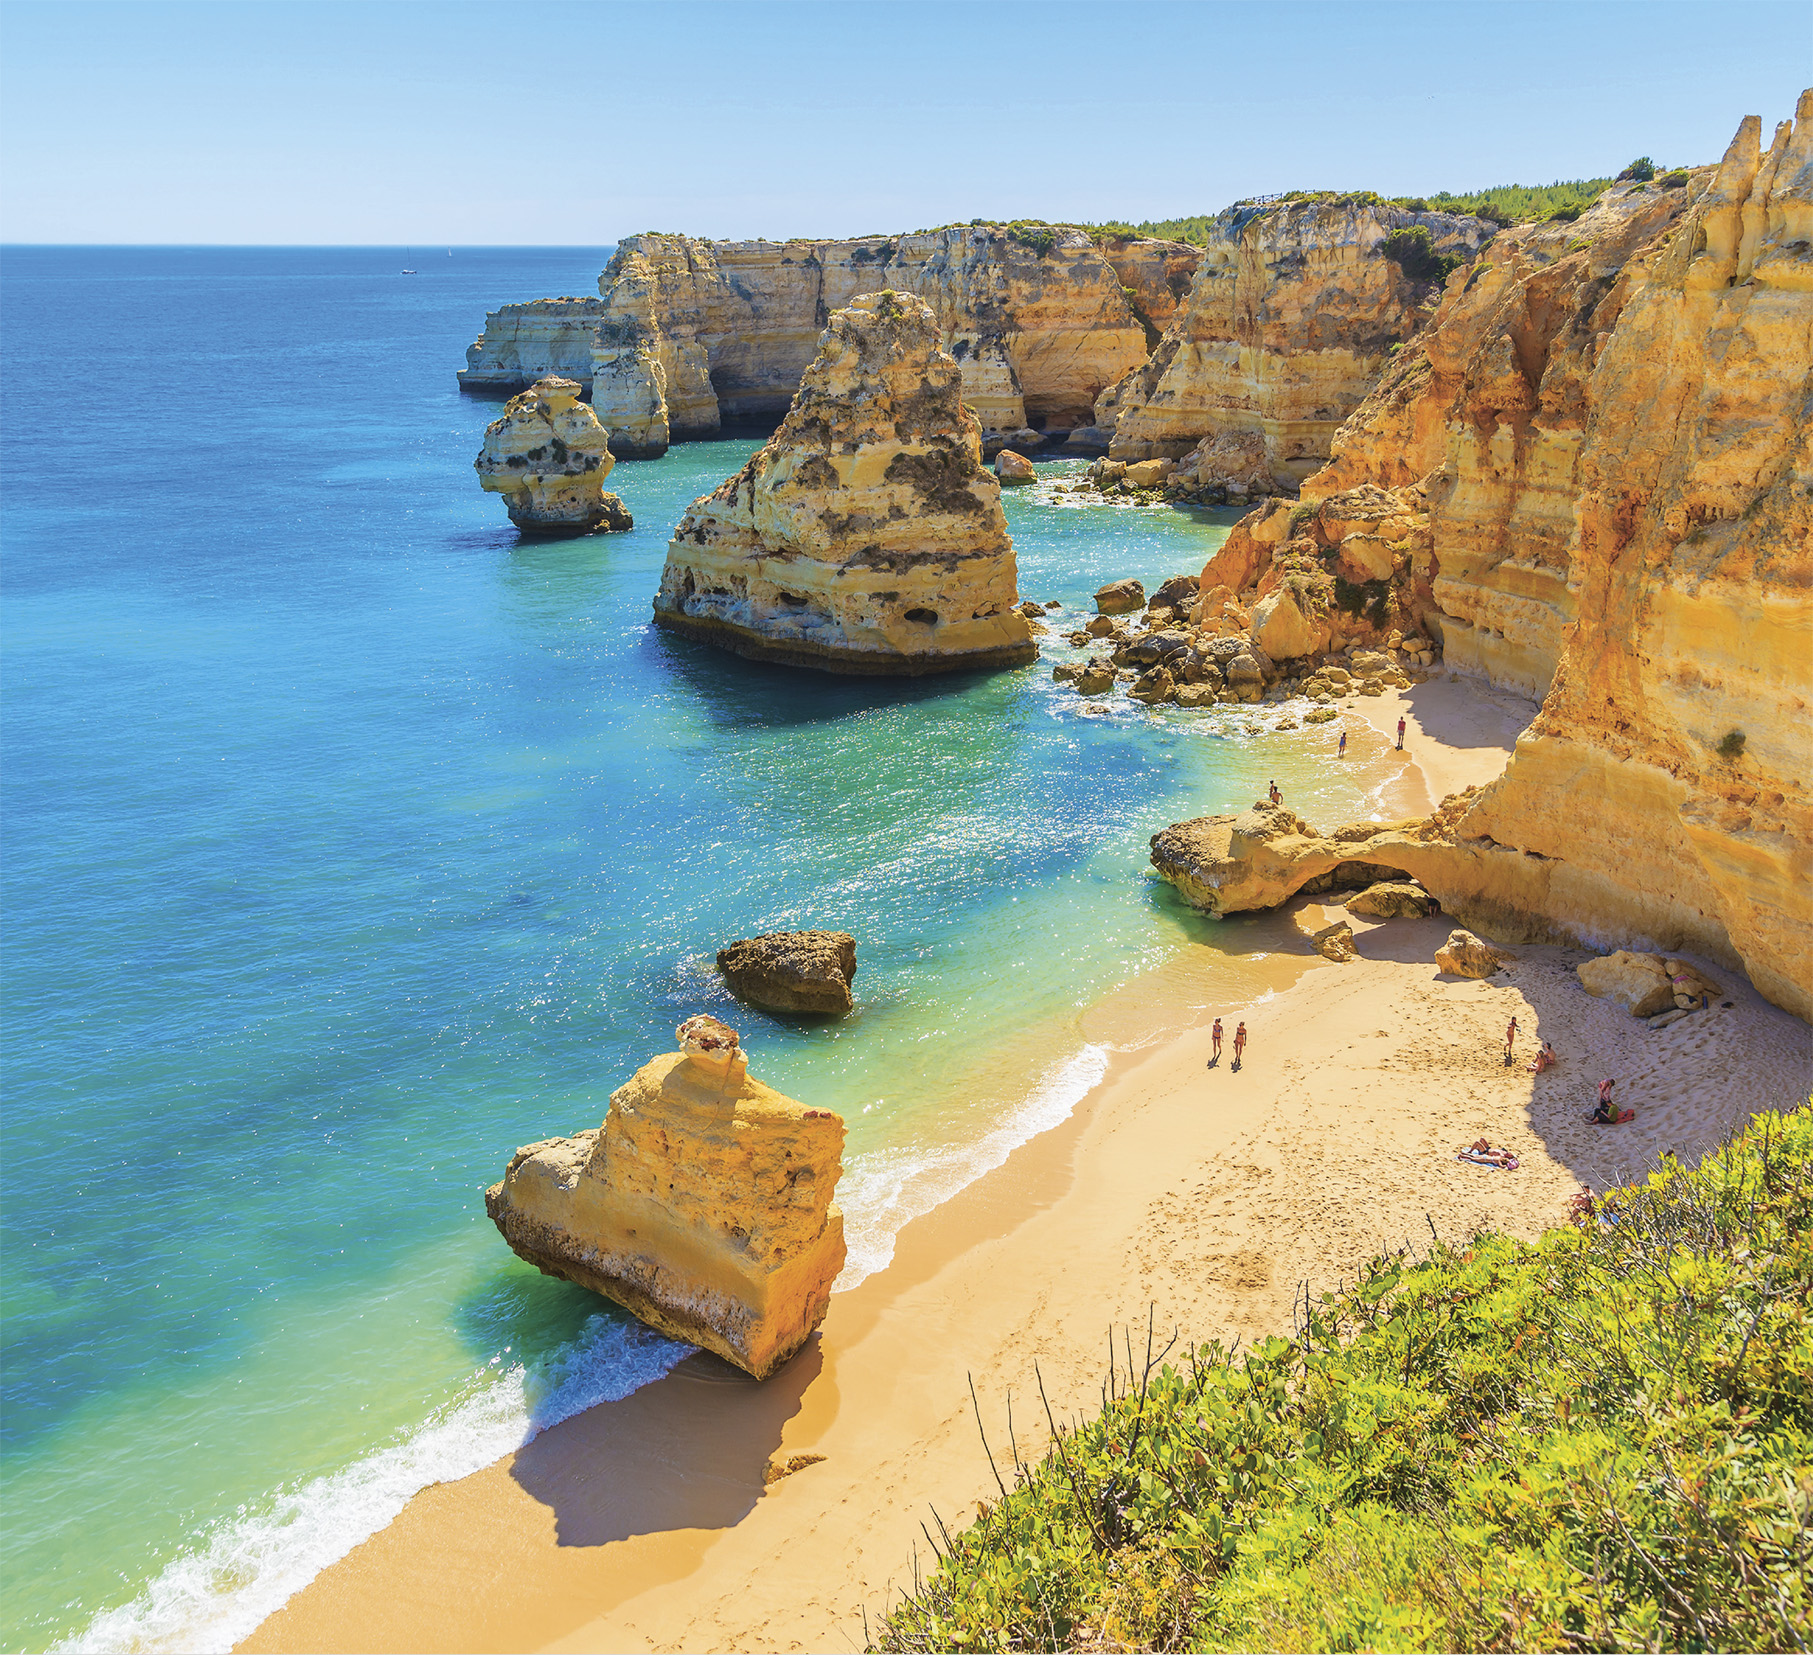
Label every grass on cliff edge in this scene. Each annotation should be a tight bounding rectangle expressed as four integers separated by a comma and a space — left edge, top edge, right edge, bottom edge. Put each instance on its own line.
871, 1106, 1812, 1653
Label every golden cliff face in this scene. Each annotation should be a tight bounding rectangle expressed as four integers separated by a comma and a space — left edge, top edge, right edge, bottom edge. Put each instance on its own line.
1103, 200, 1493, 486
473, 377, 630, 535
459, 298, 604, 394
1161, 95, 1813, 1021
486, 1017, 846, 1380
654, 291, 1037, 675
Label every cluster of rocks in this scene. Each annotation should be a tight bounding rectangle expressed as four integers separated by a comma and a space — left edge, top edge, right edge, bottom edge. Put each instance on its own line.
1048, 570, 1434, 712
1062, 442, 1291, 509
1578, 951, 1723, 1026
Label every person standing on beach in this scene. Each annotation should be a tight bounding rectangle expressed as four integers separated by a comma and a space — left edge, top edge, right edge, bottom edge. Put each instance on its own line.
1396, 716, 1407, 751
1210, 1018, 1223, 1065
1504, 1016, 1518, 1065
1233, 1021, 1247, 1067
1338, 730, 1347, 759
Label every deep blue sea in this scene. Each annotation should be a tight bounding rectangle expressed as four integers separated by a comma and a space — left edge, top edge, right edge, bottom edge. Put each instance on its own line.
0, 247, 1404, 1651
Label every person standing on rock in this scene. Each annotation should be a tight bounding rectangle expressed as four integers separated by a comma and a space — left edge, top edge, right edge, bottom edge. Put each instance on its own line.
1233, 1021, 1248, 1069
1504, 1016, 1518, 1066
1338, 730, 1348, 759
1209, 1018, 1223, 1066
1396, 716, 1407, 751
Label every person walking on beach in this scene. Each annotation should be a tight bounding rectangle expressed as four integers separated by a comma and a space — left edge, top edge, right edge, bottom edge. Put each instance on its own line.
1504, 1016, 1518, 1065
1338, 729, 1347, 759
1233, 1021, 1248, 1069
1396, 715, 1407, 751
1209, 1018, 1223, 1066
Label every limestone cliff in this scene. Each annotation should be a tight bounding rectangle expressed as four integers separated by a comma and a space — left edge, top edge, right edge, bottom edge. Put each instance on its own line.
1263, 95, 1812, 1022
474, 377, 630, 535
1101, 199, 1494, 489
654, 292, 1036, 675
462, 227, 1177, 450
486, 1015, 845, 1380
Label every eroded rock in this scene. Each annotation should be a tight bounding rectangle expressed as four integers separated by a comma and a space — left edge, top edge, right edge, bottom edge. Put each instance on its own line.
1577, 951, 1677, 1017
1435, 929, 1514, 978
717, 931, 857, 1015
995, 449, 1036, 484
1345, 881, 1430, 919
653, 292, 1035, 675
474, 377, 632, 535
486, 1016, 846, 1379
1094, 578, 1146, 614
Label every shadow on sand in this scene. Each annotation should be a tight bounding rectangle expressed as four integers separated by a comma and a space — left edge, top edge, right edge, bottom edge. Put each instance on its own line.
509, 1338, 826, 1548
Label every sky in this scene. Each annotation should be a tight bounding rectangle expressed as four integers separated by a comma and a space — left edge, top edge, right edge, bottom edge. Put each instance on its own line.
0, 0, 1806, 244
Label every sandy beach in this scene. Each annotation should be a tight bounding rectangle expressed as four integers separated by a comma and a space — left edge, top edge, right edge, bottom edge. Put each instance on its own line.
243, 678, 1808, 1655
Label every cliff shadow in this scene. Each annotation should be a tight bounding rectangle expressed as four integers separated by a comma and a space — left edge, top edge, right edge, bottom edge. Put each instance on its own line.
508, 1337, 823, 1548
1398, 678, 1540, 769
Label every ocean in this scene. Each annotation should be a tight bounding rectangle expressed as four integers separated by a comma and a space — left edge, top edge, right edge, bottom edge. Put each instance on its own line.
0, 246, 1402, 1651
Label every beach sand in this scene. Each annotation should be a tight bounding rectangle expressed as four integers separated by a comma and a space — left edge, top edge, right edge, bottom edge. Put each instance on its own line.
242, 678, 1808, 1655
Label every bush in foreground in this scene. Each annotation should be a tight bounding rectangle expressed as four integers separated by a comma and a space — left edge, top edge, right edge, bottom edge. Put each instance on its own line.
874, 1107, 1811, 1652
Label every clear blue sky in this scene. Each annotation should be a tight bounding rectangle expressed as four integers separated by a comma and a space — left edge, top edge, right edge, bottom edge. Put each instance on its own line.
1, 0, 1806, 243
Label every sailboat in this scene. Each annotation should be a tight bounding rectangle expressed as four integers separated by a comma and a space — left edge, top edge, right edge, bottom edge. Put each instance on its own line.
401, 247, 417, 275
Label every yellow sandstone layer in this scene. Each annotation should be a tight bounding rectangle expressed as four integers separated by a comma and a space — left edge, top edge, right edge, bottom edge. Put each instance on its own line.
485, 1018, 846, 1381
1102, 199, 1493, 485
653, 290, 1037, 675
473, 377, 629, 535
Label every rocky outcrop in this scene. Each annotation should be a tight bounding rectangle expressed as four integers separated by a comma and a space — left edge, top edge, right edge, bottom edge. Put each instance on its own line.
1095, 234, 1203, 337
717, 931, 857, 1015
1099, 198, 1494, 489
653, 292, 1037, 675
1094, 578, 1145, 614
1346, 880, 1430, 918
995, 450, 1036, 484
459, 298, 605, 395
485, 1016, 845, 1380
462, 227, 1181, 449
1577, 951, 1722, 1016
1435, 929, 1514, 978
473, 377, 631, 535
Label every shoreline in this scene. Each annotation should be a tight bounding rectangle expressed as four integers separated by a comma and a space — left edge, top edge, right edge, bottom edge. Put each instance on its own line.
240, 673, 1804, 1655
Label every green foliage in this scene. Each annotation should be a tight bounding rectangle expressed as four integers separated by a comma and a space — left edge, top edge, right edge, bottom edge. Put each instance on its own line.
1333, 574, 1393, 626
1718, 729, 1748, 761
874, 1108, 1813, 1654
1660, 169, 1692, 189
1546, 203, 1585, 223
1003, 221, 1060, 256
1380, 225, 1464, 284
1389, 177, 1615, 224
1622, 156, 1659, 182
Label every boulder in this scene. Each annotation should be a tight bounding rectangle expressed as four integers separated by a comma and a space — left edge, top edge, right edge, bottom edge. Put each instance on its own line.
1128, 665, 1177, 705
1094, 578, 1146, 614
1063, 425, 1114, 455
1303, 706, 1338, 724
1007, 426, 1043, 452
474, 376, 632, 536
1664, 956, 1722, 1009
1174, 683, 1216, 707
1084, 614, 1120, 638
1435, 929, 1514, 978
1336, 535, 1396, 583
486, 1016, 846, 1379
1016, 598, 1045, 618
1249, 587, 1330, 660
995, 449, 1036, 484
1577, 951, 1676, 1017
1313, 920, 1357, 962
653, 292, 1035, 676
717, 930, 857, 1015
1345, 880, 1430, 919
1076, 658, 1116, 694
1124, 458, 1176, 488
1349, 650, 1393, 678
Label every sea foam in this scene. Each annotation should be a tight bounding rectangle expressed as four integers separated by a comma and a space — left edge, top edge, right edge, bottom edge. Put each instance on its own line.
60, 1317, 691, 1655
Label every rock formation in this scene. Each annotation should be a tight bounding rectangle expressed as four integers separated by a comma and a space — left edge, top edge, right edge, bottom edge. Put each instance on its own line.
717, 931, 858, 1015
461, 227, 1190, 451
473, 377, 632, 535
1578, 952, 1721, 1017
1156, 95, 1812, 1023
485, 1015, 846, 1380
995, 450, 1036, 484
652, 292, 1037, 675
1098, 198, 1494, 490
1435, 930, 1514, 978
1345, 880, 1430, 919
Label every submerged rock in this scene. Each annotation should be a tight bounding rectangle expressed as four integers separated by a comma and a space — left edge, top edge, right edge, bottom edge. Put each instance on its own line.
486, 1015, 845, 1379
717, 930, 857, 1015
474, 377, 632, 535
653, 292, 1036, 676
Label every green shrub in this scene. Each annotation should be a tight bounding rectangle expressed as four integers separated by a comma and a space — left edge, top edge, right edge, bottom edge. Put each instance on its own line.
1718, 728, 1747, 761
1333, 574, 1393, 625
1005, 221, 1059, 256
1661, 169, 1692, 189
1381, 225, 1463, 284
875, 1107, 1813, 1654
1621, 156, 1658, 182
1547, 203, 1584, 222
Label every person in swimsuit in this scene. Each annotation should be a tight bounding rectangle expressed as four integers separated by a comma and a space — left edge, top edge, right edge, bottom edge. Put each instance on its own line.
1209, 1018, 1223, 1066
1590, 1078, 1620, 1124
1396, 715, 1407, 750
1233, 1021, 1248, 1067
1528, 1040, 1556, 1073
1338, 730, 1347, 759
1504, 1016, 1518, 1064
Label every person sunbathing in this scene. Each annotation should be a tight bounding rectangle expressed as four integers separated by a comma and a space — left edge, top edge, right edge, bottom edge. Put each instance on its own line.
1457, 1138, 1520, 1170
1528, 1040, 1557, 1073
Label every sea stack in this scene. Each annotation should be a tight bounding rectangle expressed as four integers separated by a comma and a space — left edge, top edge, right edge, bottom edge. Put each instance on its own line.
651, 291, 1037, 674
474, 376, 632, 535
485, 1015, 846, 1379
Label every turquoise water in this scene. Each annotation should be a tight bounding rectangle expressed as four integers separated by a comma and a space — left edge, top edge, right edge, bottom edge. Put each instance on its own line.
0, 249, 1396, 1651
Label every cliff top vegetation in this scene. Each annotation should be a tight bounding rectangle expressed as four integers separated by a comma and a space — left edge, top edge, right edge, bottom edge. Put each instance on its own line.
873, 1105, 1812, 1653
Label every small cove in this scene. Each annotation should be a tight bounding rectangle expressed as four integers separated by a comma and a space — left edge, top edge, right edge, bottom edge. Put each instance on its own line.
2, 248, 1410, 1651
